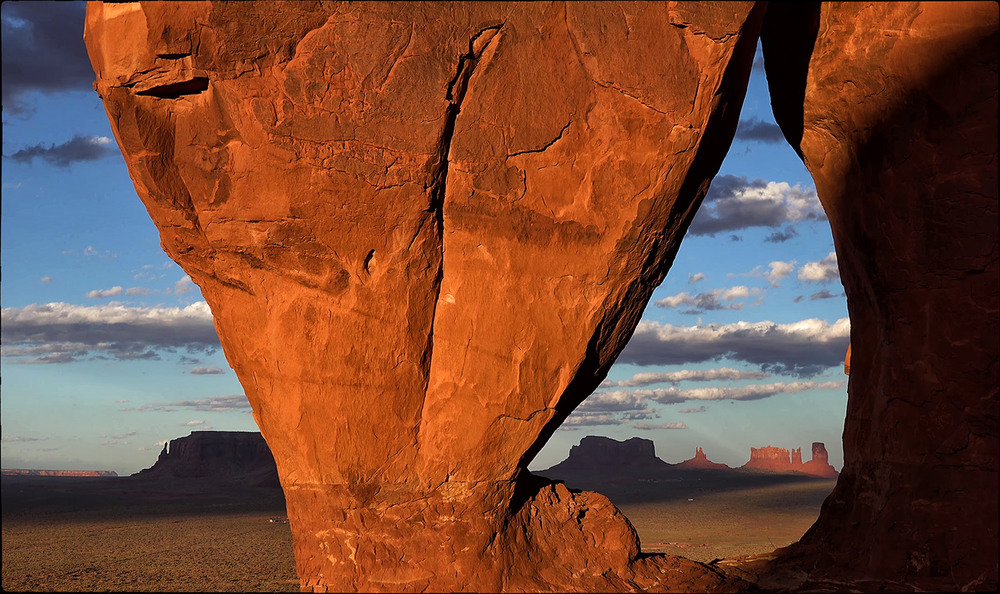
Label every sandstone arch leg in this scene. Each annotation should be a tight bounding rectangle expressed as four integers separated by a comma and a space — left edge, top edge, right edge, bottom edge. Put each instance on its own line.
755, 2, 998, 590
85, 2, 764, 591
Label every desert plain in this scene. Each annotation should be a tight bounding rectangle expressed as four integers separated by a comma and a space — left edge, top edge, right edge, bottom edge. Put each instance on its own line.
2, 471, 834, 592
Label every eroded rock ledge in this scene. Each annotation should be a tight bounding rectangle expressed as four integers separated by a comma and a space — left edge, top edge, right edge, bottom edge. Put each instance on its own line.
85, 2, 997, 591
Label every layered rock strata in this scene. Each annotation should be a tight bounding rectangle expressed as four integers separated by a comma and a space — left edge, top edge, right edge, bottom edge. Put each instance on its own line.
84, 0, 998, 592
742, 443, 838, 478
85, 1, 762, 591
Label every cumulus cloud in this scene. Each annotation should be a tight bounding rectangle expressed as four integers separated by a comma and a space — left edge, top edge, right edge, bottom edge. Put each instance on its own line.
688, 272, 705, 284
618, 317, 851, 376
565, 375, 844, 429
1, 1, 92, 115
190, 365, 226, 375
8, 135, 117, 168
689, 175, 826, 238
734, 261, 796, 288
604, 367, 770, 388
560, 413, 625, 428
734, 118, 785, 143
654, 286, 763, 313
86, 286, 124, 299
183, 420, 206, 426
1, 301, 220, 363
798, 252, 840, 283
130, 395, 251, 413
604, 380, 845, 406
634, 421, 687, 430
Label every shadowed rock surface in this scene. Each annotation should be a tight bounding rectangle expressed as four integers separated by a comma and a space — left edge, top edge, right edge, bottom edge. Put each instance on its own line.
84, 1, 997, 592
135, 431, 280, 488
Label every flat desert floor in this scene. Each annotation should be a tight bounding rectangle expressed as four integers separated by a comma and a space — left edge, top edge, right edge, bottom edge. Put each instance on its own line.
2, 473, 835, 591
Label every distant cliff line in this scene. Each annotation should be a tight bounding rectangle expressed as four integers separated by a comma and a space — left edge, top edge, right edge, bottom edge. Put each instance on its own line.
2, 469, 118, 477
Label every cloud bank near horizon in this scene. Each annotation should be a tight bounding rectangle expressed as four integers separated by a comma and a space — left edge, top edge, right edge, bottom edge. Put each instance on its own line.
1, 301, 220, 363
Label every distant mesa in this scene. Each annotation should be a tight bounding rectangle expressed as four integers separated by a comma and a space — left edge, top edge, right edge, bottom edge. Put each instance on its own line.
676, 447, 731, 470
541, 436, 838, 480
135, 430, 280, 488
741, 442, 838, 478
1, 469, 118, 478
542, 435, 673, 476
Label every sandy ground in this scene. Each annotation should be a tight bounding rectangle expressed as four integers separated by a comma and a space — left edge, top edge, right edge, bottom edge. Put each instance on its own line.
2, 473, 835, 591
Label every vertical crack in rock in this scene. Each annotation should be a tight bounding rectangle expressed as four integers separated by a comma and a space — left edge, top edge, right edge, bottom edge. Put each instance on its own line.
419, 23, 503, 421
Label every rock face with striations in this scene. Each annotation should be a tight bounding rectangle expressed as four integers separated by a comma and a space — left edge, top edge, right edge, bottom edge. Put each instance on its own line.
85, 2, 762, 591
85, 1, 996, 592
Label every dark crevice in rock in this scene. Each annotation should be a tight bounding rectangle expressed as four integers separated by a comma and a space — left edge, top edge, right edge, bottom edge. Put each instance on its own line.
420, 24, 503, 386
759, 1, 821, 158
135, 77, 210, 99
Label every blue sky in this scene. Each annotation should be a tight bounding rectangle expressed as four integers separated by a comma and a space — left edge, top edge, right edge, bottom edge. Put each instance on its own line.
1, 2, 849, 475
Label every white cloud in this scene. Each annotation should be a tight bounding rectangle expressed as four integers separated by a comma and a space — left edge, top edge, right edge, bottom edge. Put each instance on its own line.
604, 367, 770, 388
766, 261, 795, 287
130, 395, 251, 413
174, 276, 195, 295
183, 420, 206, 426
190, 365, 226, 375
125, 287, 150, 296
689, 175, 826, 237
798, 251, 840, 283
86, 286, 124, 298
688, 272, 705, 284
1, 301, 219, 363
634, 421, 687, 430
619, 317, 851, 376
655, 285, 763, 312
598, 380, 845, 408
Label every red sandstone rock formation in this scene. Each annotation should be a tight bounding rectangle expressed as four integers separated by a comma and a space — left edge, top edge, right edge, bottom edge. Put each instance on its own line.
676, 447, 731, 470
743, 445, 793, 472
84, 1, 997, 591
741, 442, 839, 478
799, 442, 837, 479
85, 2, 763, 591
756, 2, 998, 589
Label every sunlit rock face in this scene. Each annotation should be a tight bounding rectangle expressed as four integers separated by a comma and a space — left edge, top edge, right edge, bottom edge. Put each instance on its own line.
760, 2, 998, 589
84, 0, 997, 591
84, 1, 763, 591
